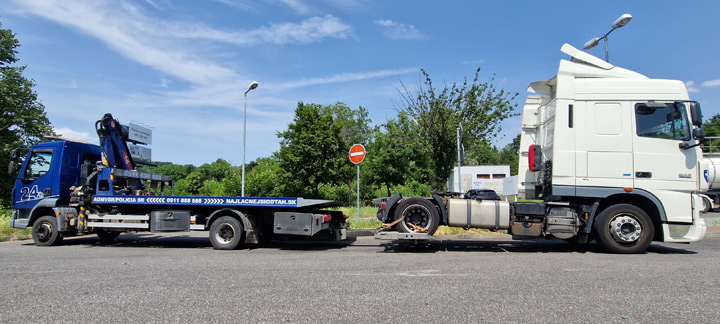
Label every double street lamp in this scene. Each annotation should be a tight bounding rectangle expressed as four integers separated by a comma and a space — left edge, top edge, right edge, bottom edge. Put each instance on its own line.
583, 13, 632, 62
242, 81, 259, 197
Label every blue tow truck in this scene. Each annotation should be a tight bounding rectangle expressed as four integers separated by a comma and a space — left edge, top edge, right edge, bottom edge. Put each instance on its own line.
8, 114, 347, 249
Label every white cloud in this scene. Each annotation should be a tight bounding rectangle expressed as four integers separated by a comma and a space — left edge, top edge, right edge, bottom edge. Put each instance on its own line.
54, 127, 95, 143
702, 79, 720, 87
144, 0, 161, 10
245, 15, 353, 44
211, 0, 255, 11
685, 80, 699, 93
273, 67, 418, 90
375, 19, 426, 41
272, 0, 313, 14
9, 1, 353, 86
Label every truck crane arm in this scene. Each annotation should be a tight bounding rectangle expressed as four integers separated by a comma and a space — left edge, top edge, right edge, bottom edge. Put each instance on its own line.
95, 113, 136, 170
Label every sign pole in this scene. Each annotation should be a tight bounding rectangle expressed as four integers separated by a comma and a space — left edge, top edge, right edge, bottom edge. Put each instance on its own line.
349, 143, 366, 227
357, 164, 360, 225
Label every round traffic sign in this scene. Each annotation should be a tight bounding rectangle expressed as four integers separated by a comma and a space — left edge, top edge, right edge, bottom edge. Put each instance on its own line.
349, 144, 366, 164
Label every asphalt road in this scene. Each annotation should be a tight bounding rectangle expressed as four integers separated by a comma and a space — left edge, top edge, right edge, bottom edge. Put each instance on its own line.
1, 231, 719, 324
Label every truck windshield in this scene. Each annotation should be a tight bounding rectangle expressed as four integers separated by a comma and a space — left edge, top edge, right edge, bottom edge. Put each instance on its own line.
635, 103, 690, 141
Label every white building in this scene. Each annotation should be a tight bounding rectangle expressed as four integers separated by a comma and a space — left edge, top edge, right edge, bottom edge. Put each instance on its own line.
447, 165, 511, 193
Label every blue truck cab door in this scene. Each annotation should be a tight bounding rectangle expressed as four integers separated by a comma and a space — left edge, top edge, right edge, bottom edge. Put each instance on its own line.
12, 147, 57, 211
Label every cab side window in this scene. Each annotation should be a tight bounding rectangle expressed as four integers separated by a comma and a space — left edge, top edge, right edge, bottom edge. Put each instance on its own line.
24, 152, 53, 179
635, 103, 690, 140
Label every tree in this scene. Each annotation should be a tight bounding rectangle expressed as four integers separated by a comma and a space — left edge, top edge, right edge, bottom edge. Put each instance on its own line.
324, 103, 372, 202
703, 114, 720, 153
184, 171, 204, 195
242, 156, 283, 197
277, 102, 344, 198
364, 112, 430, 196
498, 134, 521, 175
466, 141, 500, 166
397, 67, 518, 189
140, 162, 196, 181
197, 159, 231, 182
0, 22, 55, 206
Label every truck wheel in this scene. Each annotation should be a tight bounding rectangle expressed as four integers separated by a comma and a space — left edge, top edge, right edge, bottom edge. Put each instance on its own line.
209, 216, 244, 250
394, 198, 440, 235
593, 204, 654, 254
96, 231, 121, 243
32, 215, 63, 246
701, 195, 713, 213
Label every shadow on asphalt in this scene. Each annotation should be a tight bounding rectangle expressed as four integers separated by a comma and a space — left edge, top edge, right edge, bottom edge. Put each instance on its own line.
43, 233, 359, 251
379, 239, 698, 255
40, 234, 215, 249
30, 234, 698, 255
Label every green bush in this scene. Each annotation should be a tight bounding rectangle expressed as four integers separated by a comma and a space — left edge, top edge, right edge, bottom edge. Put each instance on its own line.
0, 208, 30, 242
371, 180, 430, 199
319, 184, 352, 203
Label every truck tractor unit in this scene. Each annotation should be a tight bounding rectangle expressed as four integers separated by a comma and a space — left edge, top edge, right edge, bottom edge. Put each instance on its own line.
8, 114, 347, 249
375, 44, 708, 253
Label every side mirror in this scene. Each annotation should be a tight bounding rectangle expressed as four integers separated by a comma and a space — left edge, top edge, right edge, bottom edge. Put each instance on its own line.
9, 149, 19, 159
693, 128, 705, 140
688, 101, 703, 126
8, 161, 14, 177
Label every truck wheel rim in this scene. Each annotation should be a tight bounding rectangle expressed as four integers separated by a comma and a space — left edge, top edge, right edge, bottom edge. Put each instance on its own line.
215, 223, 236, 244
403, 205, 431, 230
37, 222, 52, 242
609, 215, 641, 243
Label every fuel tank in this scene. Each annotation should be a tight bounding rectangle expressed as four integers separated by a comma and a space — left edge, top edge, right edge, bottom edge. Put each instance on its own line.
703, 155, 720, 189
446, 198, 510, 230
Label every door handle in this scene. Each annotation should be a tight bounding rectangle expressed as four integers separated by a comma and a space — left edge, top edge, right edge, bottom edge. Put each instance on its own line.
635, 172, 652, 178
43, 188, 51, 196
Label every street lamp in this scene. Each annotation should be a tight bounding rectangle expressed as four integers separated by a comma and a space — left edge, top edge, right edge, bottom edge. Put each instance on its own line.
241, 81, 259, 197
583, 13, 632, 62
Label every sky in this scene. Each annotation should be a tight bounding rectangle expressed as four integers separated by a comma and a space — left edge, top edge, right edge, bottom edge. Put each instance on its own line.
3, 0, 720, 166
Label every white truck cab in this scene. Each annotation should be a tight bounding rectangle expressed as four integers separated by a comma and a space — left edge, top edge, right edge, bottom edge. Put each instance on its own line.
519, 44, 707, 244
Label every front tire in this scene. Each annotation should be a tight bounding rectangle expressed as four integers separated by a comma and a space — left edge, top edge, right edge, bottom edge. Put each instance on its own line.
593, 204, 654, 254
394, 198, 440, 235
209, 216, 244, 250
701, 195, 713, 213
32, 215, 63, 246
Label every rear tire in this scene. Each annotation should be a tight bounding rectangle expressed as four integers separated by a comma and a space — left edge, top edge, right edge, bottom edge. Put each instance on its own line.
593, 204, 654, 254
209, 216, 244, 250
32, 215, 63, 246
394, 198, 440, 235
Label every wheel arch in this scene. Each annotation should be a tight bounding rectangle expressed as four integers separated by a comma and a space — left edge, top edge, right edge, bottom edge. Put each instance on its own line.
207, 208, 259, 244
594, 193, 664, 242
27, 198, 61, 227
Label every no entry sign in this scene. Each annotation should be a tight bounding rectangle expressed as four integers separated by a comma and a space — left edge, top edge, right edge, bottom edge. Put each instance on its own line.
349, 144, 366, 164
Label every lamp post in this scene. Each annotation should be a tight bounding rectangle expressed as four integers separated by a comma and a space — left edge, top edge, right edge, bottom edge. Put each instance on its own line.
583, 13, 632, 62
242, 81, 259, 197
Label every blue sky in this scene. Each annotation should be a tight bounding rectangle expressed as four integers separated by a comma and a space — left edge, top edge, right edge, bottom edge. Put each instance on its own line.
3, 1, 719, 166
